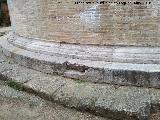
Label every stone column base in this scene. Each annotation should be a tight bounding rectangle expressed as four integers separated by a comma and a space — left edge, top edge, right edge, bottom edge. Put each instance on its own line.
1, 32, 160, 88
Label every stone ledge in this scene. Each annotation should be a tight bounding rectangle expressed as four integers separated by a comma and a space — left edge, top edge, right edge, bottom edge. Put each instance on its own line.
0, 53, 160, 120
1, 34, 160, 88
8, 32, 160, 64
0, 84, 106, 120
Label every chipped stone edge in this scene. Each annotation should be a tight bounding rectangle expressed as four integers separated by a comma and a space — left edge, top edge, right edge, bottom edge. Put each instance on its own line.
0, 53, 160, 120
1, 34, 160, 88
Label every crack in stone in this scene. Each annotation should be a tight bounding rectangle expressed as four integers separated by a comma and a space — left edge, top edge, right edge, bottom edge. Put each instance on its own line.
51, 82, 67, 96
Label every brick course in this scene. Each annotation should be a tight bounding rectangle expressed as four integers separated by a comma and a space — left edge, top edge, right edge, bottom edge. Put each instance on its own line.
7, 0, 160, 46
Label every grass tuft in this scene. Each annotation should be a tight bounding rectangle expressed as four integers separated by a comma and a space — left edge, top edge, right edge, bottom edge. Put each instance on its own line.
6, 80, 24, 91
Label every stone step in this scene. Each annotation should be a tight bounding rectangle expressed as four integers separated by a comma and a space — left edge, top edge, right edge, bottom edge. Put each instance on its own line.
0, 84, 106, 120
0, 53, 160, 120
1, 34, 160, 88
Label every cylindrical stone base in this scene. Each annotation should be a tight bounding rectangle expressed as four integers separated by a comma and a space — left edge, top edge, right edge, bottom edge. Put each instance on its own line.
8, 0, 160, 46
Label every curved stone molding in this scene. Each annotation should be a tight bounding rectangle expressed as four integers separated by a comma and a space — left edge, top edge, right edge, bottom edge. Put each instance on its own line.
5, 0, 160, 88
1, 33, 160, 88
8, 32, 160, 64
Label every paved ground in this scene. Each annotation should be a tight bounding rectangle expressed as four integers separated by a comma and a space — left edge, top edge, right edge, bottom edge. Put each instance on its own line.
0, 80, 107, 120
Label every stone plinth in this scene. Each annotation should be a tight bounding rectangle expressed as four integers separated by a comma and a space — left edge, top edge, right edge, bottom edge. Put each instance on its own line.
1, 1, 160, 119
2, 0, 160, 88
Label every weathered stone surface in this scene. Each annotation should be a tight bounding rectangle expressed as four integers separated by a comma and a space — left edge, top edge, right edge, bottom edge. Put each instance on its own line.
0, 85, 46, 105
24, 75, 67, 96
1, 35, 160, 88
95, 87, 151, 119
1, 52, 160, 119
7, 0, 160, 46
7, 33, 160, 64
0, 59, 45, 84
0, 84, 106, 120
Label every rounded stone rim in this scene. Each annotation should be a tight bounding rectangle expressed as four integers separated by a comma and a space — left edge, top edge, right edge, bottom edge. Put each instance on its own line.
7, 32, 160, 64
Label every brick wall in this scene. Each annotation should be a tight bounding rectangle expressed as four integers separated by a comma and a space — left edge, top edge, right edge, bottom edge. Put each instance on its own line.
7, 0, 160, 46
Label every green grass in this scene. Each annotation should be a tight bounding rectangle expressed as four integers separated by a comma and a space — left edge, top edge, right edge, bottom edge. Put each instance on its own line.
6, 80, 24, 91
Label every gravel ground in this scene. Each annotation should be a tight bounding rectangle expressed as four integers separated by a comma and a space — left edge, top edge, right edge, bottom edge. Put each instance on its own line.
150, 113, 160, 120
0, 99, 106, 120
0, 81, 107, 120
0, 80, 159, 120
